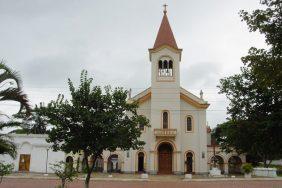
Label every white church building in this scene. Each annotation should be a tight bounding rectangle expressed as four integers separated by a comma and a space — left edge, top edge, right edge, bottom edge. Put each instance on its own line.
0, 9, 245, 175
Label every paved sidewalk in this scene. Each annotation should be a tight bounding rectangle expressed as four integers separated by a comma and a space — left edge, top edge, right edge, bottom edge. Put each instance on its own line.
4, 172, 282, 182
1, 178, 282, 188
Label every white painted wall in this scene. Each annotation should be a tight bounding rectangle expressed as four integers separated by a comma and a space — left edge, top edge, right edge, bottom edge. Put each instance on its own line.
180, 99, 208, 173
0, 134, 65, 173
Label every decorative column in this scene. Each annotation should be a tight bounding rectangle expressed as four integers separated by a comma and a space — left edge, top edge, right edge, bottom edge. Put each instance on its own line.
103, 161, 107, 173
174, 151, 181, 174
224, 163, 228, 174
121, 161, 124, 172
149, 151, 156, 174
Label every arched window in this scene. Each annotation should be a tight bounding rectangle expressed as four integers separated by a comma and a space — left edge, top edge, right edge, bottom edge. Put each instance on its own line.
169, 60, 173, 69
163, 60, 168, 69
162, 111, 169, 129
186, 116, 192, 132
158, 59, 173, 77
158, 60, 162, 69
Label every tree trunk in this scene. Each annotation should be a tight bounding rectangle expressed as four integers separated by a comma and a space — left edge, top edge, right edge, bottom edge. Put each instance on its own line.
84, 156, 97, 188
263, 155, 267, 167
0, 176, 3, 184
85, 172, 91, 188
62, 179, 66, 188
266, 160, 272, 168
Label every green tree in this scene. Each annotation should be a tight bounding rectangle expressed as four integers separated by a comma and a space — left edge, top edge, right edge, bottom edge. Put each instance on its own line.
0, 61, 31, 158
40, 70, 149, 188
0, 162, 14, 184
215, 0, 282, 167
11, 105, 49, 134
51, 161, 77, 188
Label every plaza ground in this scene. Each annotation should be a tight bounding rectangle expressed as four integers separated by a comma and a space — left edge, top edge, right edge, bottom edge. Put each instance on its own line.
1, 173, 282, 188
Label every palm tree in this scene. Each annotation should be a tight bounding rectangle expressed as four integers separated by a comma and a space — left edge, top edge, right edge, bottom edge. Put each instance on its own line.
0, 61, 31, 114
0, 60, 31, 158
0, 123, 17, 158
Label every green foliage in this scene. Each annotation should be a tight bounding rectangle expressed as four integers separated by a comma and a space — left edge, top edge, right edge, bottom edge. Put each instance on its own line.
0, 123, 17, 158
216, 0, 282, 167
0, 61, 30, 158
0, 162, 14, 183
0, 61, 31, 115
40, 70, 149, 188
242, 163, 253, 174
50, 161, 77, 188
10, 105, 49, 134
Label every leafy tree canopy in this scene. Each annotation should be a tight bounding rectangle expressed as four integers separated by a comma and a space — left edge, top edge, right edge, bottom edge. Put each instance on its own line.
10, 105, 49, 134
215, 0, 282, 167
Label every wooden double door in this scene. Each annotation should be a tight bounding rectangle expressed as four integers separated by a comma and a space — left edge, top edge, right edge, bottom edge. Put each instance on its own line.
19, 154, 31, 171
158, 143, 173, 174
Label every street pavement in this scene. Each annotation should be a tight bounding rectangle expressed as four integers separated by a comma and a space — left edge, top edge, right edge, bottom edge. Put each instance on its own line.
1, 178, 282, 188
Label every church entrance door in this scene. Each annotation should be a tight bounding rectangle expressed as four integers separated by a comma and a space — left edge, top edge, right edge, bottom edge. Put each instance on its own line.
158, 143, 173, 174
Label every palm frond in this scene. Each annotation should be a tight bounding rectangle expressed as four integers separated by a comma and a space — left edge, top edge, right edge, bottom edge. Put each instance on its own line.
0, 87, 31, 114
0, 121, 22, 130
0, 137, 17, 159
0, 61, 22, 88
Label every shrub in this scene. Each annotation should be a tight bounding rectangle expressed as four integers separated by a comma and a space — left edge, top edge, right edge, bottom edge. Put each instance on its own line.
0, 162, 14, 183
51, 161, 77, 188
242, 163, 253, 174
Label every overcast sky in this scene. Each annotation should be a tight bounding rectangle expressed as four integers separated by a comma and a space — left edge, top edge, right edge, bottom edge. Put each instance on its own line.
0, 0, 266, 128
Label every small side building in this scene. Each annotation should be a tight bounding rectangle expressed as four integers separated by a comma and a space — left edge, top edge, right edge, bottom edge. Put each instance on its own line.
0, 134, 65, 173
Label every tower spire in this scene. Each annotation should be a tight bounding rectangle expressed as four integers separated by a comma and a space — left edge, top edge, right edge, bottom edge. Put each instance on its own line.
152, 5, 178, 50
163, 4, 168, 14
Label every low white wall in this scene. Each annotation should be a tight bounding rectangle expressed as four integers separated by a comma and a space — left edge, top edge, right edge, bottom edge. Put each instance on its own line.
0, 134, 65, 173
253, 168, 277, 177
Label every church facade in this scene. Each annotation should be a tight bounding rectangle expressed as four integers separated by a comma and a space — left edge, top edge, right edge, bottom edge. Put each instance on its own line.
0, 9, 246, 175
122, 9, 209, 174
108, 9, 245, 175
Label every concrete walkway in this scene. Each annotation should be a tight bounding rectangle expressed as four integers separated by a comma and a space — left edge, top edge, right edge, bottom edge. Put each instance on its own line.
4, 172, 282, 182
1, 178, 282, 188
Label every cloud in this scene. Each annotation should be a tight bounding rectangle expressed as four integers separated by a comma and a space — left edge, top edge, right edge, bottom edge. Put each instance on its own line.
0, 0, 264, 127
181, 61, 222, 89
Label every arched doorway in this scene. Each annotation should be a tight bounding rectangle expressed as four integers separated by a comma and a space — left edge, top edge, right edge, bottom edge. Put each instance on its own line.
210, 155, 224, 174
92, 156, 104, 172
228, 156, 242, 174
66, 156, 74, 164
158, 142, 173, 174
138, 152, 145, 173
107, 154, 120, 173
66, 156, 74, 170
186, 152, 193, 173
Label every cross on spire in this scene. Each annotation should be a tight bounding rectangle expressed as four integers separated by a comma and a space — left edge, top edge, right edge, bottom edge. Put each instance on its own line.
163, 4, 168, 14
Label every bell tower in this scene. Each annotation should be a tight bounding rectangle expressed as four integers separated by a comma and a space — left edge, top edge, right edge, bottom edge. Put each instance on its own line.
149, 5, 182, 88
148, 6, 183, 174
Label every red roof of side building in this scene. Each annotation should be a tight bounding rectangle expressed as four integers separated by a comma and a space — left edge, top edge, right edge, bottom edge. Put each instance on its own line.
152, 12, 179, 50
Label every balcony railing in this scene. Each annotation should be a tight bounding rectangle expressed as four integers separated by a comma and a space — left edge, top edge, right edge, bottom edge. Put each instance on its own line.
154, 128, 177, 138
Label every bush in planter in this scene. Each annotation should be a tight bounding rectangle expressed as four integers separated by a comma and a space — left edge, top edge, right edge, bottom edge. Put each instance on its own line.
242, 163, 253, 174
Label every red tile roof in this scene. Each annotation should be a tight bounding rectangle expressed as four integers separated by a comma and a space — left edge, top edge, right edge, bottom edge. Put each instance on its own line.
153, 12, 178, 50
